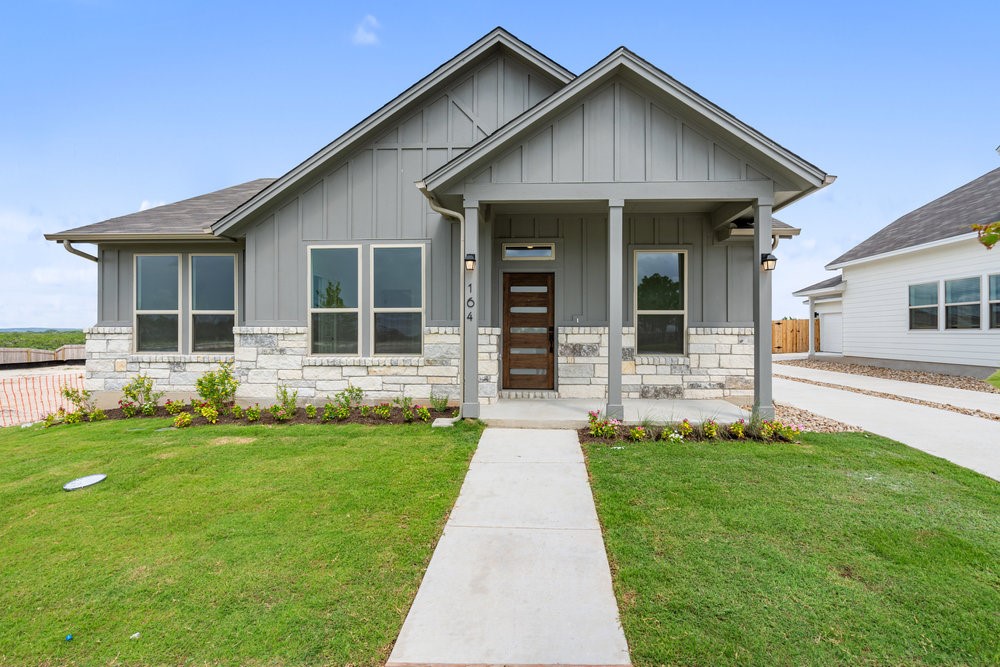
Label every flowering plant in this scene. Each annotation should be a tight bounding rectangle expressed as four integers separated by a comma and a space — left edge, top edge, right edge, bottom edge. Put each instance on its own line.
677, 419, 694, 438
702, 419, 718, 439
728, 419, 746, 440
627, 425, 647, 442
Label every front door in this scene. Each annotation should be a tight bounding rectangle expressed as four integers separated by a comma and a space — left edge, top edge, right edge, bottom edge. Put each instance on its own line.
502, 272, 555, 390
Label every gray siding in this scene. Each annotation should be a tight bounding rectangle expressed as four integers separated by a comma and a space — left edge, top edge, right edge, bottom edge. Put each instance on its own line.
242, 52, 563, 326
489, 213, 754, 328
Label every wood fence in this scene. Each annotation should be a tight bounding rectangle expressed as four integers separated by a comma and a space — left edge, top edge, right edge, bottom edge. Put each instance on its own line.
771, 319, 820, 354
0, 345, 86, 366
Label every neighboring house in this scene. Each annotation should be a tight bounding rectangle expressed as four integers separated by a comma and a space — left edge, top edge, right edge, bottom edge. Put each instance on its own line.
794, 166, 1000, 375
47, 28, 831, 418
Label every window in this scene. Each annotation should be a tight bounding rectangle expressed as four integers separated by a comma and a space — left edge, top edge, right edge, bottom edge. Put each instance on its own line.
990, 275, 1000, 329
135, 255, 180, 352
502, 243, 555, 260
190, 255, 236, 352
944, 277, 980, 329
309, 247, 360, 354
908, 282, 938, 330
635, 250, 685, 355
372, 246, 423, 355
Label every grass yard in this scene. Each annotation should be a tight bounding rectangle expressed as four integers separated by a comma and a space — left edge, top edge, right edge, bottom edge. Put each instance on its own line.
988, 370, 1000, 390
0, 419, 483, 666
0, 329, 84, 350
586, 432, 1000, 666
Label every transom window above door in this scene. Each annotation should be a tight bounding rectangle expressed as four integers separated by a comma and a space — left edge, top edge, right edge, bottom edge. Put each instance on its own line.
502, 243, 555, 260
635, 250, 686, 355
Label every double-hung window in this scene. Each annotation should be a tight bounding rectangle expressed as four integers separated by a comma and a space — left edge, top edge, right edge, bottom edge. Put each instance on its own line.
135, 254, 180, 352
944, 277, 980, 329
309, 247, 360, 354
908, 282, 938, 330
190, 255, 237, 352
990, 275, 1000, 329
372, 246, 423, 355
635, 250, 686, 355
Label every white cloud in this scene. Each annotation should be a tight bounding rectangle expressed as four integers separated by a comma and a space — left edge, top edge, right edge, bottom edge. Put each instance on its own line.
139, 199, 165, 211
352, 14, 381, 45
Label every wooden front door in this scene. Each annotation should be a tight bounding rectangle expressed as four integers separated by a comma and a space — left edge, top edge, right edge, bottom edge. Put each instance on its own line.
502, 272, 555, 390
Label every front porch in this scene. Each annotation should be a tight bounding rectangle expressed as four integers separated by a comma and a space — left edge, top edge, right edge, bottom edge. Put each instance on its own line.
479, 397, 748, 428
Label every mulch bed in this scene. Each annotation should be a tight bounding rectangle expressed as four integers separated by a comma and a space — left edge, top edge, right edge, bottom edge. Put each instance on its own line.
100, 405, 455, 428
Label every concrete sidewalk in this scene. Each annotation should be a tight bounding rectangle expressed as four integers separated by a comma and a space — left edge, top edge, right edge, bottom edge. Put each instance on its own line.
775, 363, 1000, 416
387, 428, 631, 667
774, 377, 1000, 481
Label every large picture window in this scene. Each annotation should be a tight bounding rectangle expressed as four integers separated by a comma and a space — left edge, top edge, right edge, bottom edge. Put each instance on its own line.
372, 246, 423, 355
309, 247, 360, 354
908, 282, 938, 330
944, 277, 980, 329
635, 250, 685, 355
990, 275, 1000, 329
135, 255, 180, 352
190, 255, 236, 352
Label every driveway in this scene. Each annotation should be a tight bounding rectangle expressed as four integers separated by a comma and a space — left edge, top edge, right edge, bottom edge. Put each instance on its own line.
774, 369, 1000, 481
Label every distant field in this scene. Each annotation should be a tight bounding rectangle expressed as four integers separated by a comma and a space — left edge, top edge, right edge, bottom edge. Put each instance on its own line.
0, 330, 84, 350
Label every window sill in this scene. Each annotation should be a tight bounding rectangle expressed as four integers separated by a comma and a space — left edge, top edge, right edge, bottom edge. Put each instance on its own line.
634, 355, 689, 364
128, 353, 234, 363
304, 356, 425, 367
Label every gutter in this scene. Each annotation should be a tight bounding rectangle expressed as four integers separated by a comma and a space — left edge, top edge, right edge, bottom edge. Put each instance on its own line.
415, 181, 469, 418
60, 240, 97, 263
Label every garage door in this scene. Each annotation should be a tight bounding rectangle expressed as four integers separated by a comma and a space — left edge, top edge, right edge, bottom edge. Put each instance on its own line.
819, 312, 843, 353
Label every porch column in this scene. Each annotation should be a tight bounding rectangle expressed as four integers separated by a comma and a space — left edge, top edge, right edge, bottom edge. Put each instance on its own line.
752, 199, 775, 419
462, 203, 480, 419
606, 200, 625, 420
807, 297, 816, 357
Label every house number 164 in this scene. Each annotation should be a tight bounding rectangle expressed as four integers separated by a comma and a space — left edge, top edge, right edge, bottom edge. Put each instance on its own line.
466, 283, 475, 320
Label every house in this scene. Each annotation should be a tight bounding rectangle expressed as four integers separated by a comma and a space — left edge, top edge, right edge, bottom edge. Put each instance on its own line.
46, 28, 832, 419
794, 166, 1000, 376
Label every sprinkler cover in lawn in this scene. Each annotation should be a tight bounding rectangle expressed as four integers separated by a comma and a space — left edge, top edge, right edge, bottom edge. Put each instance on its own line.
63, 474, 107, 491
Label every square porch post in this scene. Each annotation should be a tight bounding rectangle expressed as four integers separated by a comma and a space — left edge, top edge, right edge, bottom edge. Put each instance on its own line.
807, 296, 816, 357
606, 200, 625, 420
752, 199, 775, 419
462, 203, 480, 419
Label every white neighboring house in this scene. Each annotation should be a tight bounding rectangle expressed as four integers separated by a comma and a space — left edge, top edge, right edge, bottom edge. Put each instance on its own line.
794, 166, 1000, 376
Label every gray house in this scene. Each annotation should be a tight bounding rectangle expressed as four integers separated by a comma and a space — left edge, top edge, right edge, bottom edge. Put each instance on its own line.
47, 28, 832, 419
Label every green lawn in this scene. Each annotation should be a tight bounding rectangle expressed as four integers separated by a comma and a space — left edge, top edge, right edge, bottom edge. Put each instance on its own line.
988, 370, 1000, 390
586, 433, 1000, 666
0, 329, 84, 350
0, 419, 482, 666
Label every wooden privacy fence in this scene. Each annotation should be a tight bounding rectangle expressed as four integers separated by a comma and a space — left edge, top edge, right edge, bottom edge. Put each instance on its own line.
771, 319, 820, 354
0, 345, 86, 366
0, 372, 85, 427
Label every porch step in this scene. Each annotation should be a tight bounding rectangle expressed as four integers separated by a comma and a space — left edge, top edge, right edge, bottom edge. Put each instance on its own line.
498, 389, 561, 400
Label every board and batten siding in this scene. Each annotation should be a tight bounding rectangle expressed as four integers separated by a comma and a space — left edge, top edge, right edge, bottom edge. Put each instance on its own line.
841, 239, 1000, 368
487, 212, 754, 328
242, 52, 563, 326
469, 77, 785, 186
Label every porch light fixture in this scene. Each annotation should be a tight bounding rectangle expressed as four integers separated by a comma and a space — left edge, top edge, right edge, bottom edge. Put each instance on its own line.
464, 253, 477, 271
760, 253, 778, 272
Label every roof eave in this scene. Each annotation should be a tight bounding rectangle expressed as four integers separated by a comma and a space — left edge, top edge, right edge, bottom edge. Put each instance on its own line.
825, 231, 979, 270
44, 232, 235, 243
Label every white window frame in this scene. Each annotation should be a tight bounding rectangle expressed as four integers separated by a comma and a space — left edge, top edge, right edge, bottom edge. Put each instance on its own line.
943, 275, 981, 330
988, 274, 1000, 330
907, 281, 939, 331
189, 253, 238, 353
370, 244, 425, 357
307, 245, 362, 356
133, 253, 182, 353
633, 249, 688, 356
502, 242, 556, 261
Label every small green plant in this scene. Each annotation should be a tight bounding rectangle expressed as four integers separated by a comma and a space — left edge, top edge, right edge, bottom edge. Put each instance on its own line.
589, 417, 620, 439
164, 399, 185, 416
677, 419, 694, 439
64, 410, 84, 424
200, 405, 219, 424
275, 384, 298, 419
62, 386, 94, 416
661, 429, 683, 443
322, 402, 337, 422
429, 391, 449, 412
373, 403, 392, 420
195, 361, 239, 412
395, 396, 414, 423
122, 374, 163, 415
229, 404, 245, 420
43, 408, 66, 428
702, 419, 719, 440
246, 404, 262, 422
269, 404, 294, 423
173, 412, 193, 428
757, 419, 801, 443
359, 405, 371, 418
141, 402, 157, 416
305, 404, 318, 419
331, 385, 364, 418
627, 425, 648, 442
728, 419, 746, 440
118, 399, 138, 418
415, 405, 431, 422
88, 408, 107, 422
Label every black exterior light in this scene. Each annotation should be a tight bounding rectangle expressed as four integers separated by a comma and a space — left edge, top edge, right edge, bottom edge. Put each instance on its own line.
464, 253, 477, 271
760, 253, 777, 271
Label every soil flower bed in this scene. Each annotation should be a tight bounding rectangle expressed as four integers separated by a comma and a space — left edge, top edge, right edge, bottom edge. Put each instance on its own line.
578, 410, 803, 445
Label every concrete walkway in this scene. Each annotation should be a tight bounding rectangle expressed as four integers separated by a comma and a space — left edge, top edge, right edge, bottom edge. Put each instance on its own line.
774, 363, 1000, 416
387, 428, 631, 667
774, 377, 1000, 481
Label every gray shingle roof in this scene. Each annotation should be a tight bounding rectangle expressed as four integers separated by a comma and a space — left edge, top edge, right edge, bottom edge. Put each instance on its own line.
828, 166, 1000, 266
793, 274, 843, 296
45, 179, 275, 241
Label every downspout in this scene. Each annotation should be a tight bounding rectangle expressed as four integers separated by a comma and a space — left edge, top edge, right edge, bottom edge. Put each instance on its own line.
61, 240, 98, 263
415, 181, 468, 417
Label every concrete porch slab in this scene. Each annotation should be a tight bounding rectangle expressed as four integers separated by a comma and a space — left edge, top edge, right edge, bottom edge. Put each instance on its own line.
478, 397, 747, 427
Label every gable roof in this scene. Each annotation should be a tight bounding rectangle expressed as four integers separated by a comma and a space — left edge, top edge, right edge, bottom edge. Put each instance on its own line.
827, 166, 1000, 268
212, 28, 574, 236
793, 274, 844, 297
45, 179, 275, 242
422, 47, 831, 200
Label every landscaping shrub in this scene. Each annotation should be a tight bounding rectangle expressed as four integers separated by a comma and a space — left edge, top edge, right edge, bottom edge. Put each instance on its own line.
429, 391, 449, 412
88, 408, 107, 422
627, 425, 648, 442
415, 405, 431, 423
122, 374, 163, 416
195, 362, 239, 412
275, 384, 298, 419
118, 399, 139, 418
373, 403, 392, 420
200, 405, 219, 424
728, 419, 746, 440
164, 399, 185, 416
173, 412, 193, 428
304, 404, 317, 419
245, 404, 261, 422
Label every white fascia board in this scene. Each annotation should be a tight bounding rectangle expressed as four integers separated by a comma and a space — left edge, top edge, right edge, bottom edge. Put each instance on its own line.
793, 286, 845, 298
825, 232, 980, 270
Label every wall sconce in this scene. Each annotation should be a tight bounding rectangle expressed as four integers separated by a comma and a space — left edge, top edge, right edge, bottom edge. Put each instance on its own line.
760, 253, 777, 272
464, 253, 477, 271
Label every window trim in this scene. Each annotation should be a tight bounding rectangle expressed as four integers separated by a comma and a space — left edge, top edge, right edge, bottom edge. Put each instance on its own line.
370, 244, 425, 357
133, 253, 182, 353
633, 249, 688, 355
988, 274, 1000, 330
907, 280, 940, 332
189, 253, 238, 353
943, 275, 981, 330
307, 244, 362, 356
502, 242, 556, 261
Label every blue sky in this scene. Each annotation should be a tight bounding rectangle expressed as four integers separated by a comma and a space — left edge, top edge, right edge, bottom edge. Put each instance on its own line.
1, 0, 997, 327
